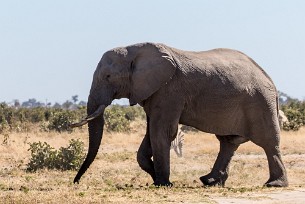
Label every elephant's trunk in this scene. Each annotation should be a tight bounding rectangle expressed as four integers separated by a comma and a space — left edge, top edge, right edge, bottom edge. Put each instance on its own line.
73, 103, 106, 183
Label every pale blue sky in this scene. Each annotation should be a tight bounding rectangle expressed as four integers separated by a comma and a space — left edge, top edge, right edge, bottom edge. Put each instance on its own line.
1, 0, 305, 104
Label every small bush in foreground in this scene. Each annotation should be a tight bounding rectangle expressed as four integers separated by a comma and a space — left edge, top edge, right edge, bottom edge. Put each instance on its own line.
56, 139, 85, 170
26, 139, 85, 172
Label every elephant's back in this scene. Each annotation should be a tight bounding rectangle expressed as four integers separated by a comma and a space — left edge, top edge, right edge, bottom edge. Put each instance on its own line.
169, 47, 277, 98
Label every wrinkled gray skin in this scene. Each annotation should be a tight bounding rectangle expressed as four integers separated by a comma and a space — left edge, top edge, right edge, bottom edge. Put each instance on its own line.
73, 42, 288, 187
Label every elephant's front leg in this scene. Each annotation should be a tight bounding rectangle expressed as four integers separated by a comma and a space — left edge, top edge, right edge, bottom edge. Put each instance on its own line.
137, 117, 156, 182
137, 135, 156, 181
149, 115, 179, 187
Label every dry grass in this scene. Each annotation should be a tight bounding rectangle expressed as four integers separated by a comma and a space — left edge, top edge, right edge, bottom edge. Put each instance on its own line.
1, 123, 305, 203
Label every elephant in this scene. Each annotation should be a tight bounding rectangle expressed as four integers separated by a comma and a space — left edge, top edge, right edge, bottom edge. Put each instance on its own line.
71, 42, 288, 187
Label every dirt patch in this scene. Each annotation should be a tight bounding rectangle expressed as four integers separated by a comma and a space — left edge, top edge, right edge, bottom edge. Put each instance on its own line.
213, 188, 305, 204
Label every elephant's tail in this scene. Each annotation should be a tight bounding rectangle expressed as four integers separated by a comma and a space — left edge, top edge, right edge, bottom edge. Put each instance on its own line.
272, 87, 282, 131
276, 92, 280, 120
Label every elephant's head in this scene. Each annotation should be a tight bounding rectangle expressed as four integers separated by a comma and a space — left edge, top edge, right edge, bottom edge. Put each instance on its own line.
71, 43, 177, 183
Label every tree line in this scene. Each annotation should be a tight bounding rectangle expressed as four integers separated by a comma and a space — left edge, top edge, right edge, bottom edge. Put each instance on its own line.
11, 95, 86, 109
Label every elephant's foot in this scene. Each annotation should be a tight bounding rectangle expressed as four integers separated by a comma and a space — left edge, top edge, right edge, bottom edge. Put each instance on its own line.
200, 172, 228, 187
153, 181, 173, 187
264, 177, 288, 187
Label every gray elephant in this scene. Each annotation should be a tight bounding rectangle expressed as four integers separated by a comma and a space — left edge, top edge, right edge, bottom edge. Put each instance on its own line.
71, 42, 288, 187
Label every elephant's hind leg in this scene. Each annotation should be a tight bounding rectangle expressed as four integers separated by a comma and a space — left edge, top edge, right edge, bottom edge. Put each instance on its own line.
251, 135, 288, 187
200, 135, 248, 187
264, 147, 288, 187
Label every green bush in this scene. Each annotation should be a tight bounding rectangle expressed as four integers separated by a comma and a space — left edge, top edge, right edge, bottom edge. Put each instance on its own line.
123, 106, 145, 121
281, 101, 305, 131
0, 103, 11, 134
104, 106, 131, 132
102, 105, 145, 132
56, 139, 85, 170
0, 104, 56, 133
0, 115, 9, 135
282, 108, 304, 131
28, 107, 46, 123
46, 110, 77, 133
26, 141, 58, 171
26, 139, 85, 172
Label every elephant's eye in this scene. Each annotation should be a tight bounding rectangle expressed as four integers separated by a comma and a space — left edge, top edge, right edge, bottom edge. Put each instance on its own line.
103, 74, 111, 81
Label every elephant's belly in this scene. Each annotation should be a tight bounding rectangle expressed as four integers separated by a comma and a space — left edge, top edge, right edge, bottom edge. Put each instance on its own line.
179, 104, 247, 136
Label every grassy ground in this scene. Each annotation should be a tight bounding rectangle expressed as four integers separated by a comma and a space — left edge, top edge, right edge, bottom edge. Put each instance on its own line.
1, 121, 305, 203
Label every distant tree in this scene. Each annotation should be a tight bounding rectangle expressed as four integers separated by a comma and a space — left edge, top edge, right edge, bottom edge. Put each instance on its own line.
72, 95, 78, 104
22, 98, 44, 108
13, 100, 20, 108
29, 99, 37, 106
62, 100, 73, 109
36, 102, 44, 107
45, 99, 51, 107
53, 103, 62, 109
278, 91, 298, 105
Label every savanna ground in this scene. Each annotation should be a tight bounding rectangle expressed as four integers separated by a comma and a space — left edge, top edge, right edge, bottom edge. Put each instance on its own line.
1, 120, 305, 203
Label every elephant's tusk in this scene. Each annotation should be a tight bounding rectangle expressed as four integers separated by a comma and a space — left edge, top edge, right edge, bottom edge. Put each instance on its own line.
70, 119, 89, 128
85, 105, 106, 121
70, 105, 106, 128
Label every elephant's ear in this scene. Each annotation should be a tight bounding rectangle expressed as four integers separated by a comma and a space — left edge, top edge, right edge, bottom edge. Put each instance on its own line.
128, 43, 177, 105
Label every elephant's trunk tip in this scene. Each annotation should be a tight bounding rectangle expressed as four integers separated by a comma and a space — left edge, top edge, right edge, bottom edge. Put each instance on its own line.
73, 177, 80, 184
